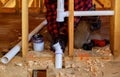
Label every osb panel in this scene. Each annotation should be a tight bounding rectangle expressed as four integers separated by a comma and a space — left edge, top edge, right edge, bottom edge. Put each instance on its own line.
93, 0, 111, 9
0, 13, 45, 51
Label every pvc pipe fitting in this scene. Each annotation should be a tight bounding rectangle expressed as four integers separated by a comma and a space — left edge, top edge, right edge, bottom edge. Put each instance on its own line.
56, 0, 65, 22
53, 42, 63, 68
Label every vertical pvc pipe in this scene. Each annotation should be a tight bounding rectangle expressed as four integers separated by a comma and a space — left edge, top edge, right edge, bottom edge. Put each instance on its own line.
53, 42, 63, 69
56, 0, 65, 22
22, 0, 29, 57
68, 0, 74, 56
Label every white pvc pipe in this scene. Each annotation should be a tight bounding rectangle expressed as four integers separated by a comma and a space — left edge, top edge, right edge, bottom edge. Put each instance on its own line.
55, 53, 62, 68
57, 10, 114, 21
1, 20, 47, 64
33, 41, 44, 52
56, 0, 65, 22
53, 42, 63, 69
56, 0, 114, 22
1, 42, 21, 64
73, 10, 114, 16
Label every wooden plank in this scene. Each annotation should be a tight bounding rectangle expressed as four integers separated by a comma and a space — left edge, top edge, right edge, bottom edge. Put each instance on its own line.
110, 0, 114, 55
95, 0, 104, 8
93, 0, 111, 9
15, 0, 19, 13
22, 0, 29, 57
0, 1, 3, 7
68, 0, 74, 56
36, 0, 40, 12
110, 0, 120, 57
40, 0, 44, 12
0, 8, 16, 13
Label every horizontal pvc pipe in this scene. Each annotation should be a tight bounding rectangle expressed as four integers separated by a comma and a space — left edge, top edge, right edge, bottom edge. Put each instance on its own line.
64, 10, 114, 17
57, 10, 114, 22
1, 20, 47, 64
73, 10, 114, 16
55, 53, 62, 69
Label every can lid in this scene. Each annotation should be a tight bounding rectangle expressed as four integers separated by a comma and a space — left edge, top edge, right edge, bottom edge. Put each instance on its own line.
32, 34, 44, 43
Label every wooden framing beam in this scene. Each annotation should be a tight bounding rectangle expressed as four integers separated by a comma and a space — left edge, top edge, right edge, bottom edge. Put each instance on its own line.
95, 0, 104, 8
68, 0, 74, 56
15, 0, 19, 13
0, 1, 3, 7
22, 0, 29, 57
110, 0, 120, 57
40, 0, 45, 13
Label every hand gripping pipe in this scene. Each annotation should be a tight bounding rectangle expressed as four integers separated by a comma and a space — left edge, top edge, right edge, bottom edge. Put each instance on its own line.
1, 20, 47, 64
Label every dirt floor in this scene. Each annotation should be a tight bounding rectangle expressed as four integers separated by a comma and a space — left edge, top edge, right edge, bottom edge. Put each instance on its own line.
0, 50, 120, 77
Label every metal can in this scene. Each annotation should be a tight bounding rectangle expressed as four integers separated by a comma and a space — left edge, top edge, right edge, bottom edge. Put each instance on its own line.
32, 34, 44, 52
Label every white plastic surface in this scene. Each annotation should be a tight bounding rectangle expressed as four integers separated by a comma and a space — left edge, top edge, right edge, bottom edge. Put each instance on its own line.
33, 42, 44, 52
53, 42, 63, 68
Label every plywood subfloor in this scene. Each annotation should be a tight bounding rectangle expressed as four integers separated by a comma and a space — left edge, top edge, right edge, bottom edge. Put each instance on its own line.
0, 13, 45, 52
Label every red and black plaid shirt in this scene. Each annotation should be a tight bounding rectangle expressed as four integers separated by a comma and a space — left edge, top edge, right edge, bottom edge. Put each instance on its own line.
45, 0, 92, 39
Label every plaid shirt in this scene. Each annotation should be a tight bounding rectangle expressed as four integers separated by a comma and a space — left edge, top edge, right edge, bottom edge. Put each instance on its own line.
45, 0, 92, 39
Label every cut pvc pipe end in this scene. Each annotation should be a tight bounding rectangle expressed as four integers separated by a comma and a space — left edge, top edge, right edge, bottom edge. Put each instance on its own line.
1, 45, 21, 64
1, 57, 9, 64
53, 42, 63, 68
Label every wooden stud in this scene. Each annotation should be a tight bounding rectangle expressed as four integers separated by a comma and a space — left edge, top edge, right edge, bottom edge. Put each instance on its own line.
22, 0, 29, 57
15, 0, 19, 13
0, 1, 2, 7
110, 0, 120, 57
68, 0, 74, 56
36, 0, 40, 13
40, 0, 43, 13
34, 0, 37, 7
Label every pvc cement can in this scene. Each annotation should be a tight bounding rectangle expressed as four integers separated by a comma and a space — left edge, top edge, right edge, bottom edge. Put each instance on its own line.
32, 34, 44, 52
